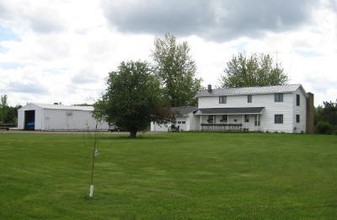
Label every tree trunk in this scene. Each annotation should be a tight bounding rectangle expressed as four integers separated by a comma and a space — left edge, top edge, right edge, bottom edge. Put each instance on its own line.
129, 130, 137, 138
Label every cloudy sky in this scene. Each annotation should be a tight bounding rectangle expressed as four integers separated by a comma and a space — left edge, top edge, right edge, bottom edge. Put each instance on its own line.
0, 0, 336, 106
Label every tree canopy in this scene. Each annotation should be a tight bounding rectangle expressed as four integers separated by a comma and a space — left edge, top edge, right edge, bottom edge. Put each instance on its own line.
0, 95, 19, 124
315, 100, 337, 134
152, 33, 201, 107
219, 52, 288, 88
93, 61, 171, 138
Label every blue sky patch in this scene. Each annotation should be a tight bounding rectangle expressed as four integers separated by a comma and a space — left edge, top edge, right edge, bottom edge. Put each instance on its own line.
295, 50, 321, 58
0, 45, 9, 53
0, 26, 19, 41
0, 62, 26, 69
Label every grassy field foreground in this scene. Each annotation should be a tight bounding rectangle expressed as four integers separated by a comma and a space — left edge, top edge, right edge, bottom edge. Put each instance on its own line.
0, 132, 337, 219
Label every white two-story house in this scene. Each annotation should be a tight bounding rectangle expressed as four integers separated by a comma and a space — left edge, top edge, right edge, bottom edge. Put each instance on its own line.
151, 84, 314, 133
195, 84, 314, 133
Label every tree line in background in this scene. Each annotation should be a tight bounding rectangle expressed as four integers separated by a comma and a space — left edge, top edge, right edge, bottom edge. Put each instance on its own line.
219, 53, 288, 88
315, 101, 337, 135
0, 95, 21, 124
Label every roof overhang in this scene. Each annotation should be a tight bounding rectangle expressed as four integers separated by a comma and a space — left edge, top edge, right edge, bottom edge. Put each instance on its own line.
195, 107, 265, 115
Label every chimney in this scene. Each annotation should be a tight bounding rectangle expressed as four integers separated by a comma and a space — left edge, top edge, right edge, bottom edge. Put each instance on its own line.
306, 92, 314, 134
207, 84, 212, 93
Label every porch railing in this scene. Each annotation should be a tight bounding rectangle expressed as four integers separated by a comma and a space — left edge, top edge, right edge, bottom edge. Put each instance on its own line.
201, 123, 243, 131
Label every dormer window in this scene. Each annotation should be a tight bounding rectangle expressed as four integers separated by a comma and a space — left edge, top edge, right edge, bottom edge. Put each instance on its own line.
219, 96, 227, 104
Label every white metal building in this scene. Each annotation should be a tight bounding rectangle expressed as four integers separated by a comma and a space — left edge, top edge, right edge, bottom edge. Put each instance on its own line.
17, 103, 109, 131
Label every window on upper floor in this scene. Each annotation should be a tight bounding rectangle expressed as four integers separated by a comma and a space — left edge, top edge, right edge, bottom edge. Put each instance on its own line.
247, 95, 252, 103
296, 114, 300, 123
274, 93, 283, 102
296, 94, 300, 106
274, 114, 283, 124
219, 96, 227, 104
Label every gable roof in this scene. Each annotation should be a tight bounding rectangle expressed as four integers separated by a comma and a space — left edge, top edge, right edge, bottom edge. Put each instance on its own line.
196, 84, 306, 97
171, 106, 198, 116
23, 103, 93, 111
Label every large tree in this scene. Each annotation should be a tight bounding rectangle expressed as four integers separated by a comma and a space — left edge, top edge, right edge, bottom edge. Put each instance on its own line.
219, 52, 288, 88
152, 33, 201, 107
93, 61, 171, 138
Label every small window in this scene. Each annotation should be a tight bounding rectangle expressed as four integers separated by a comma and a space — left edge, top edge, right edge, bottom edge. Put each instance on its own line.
182, 121, 186, 124
274, 114, 283, 124
244, 115, 249, 122
247, 95, 252, 103
220, 115, 227, 123
178, 121, 182, 124
219, 96, 227, 104
296, 94, 300, 106
296, 114, 300, 123
275, 93, 283, 102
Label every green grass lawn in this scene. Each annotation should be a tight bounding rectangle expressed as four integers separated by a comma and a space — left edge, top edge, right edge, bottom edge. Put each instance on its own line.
1, 132, 337, 219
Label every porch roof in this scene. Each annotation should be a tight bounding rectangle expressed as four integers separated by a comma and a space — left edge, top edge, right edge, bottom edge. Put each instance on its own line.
195, 107, 265, 115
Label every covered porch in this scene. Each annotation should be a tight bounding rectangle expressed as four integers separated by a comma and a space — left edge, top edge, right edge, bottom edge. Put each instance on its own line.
195, 107, 264, 132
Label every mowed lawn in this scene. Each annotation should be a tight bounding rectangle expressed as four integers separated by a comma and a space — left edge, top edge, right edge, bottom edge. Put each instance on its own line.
0, 132, 337, 219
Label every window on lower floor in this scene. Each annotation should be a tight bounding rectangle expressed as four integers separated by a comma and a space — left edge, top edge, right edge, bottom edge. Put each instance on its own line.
244, 115, 249, 122
274, 114, 283, 124
207, 115, 213, 123
296, 114, 300, 123
220, 115, 227, 123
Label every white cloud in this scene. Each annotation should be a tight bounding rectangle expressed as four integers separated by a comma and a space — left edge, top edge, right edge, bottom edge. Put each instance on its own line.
0, 0, 336, 107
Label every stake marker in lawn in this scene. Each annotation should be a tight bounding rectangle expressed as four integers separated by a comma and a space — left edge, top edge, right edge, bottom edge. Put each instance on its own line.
89, 124, 99, 198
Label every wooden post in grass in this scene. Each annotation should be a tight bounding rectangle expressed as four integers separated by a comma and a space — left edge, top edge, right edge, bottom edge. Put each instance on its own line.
89, 124, 99, 198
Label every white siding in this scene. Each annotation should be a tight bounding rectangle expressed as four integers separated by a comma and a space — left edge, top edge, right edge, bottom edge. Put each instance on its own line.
42, 109, 108, 131
261, 93, 294, 133
188, 112, 200, 131
292, 88, 307, 133
17, 103, 109, 131
17, 103, 43, 130
17, 108, 24, 129
198, 91, 304, 133
151, 122, 170, 132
